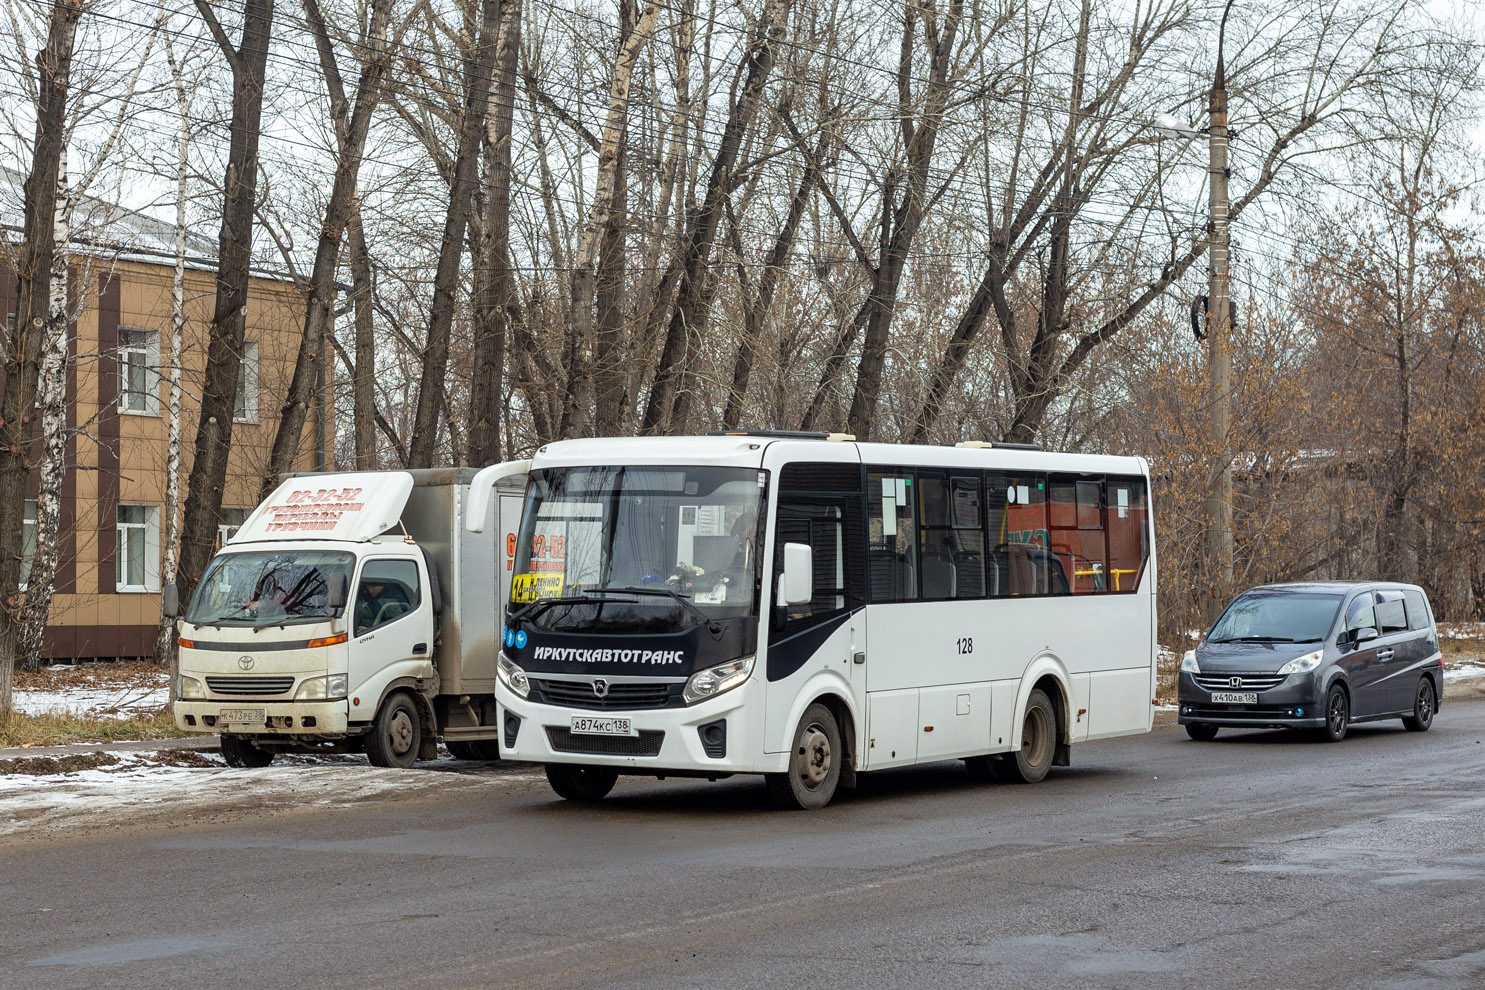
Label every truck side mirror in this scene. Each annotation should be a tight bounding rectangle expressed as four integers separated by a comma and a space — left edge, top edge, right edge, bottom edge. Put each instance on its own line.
778, 543, 813, 606
162, 583, 179, 618
327, 572, 348, 610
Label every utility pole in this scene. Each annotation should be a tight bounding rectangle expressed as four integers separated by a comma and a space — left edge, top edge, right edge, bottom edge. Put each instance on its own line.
1206, 11, 1234, 623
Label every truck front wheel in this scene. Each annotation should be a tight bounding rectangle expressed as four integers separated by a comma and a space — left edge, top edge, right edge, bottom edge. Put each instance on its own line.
366, 692, 422, 768
220, 734, 274, 768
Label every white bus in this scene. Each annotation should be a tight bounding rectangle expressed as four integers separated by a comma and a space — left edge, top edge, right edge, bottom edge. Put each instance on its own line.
485, 432, 1156, 809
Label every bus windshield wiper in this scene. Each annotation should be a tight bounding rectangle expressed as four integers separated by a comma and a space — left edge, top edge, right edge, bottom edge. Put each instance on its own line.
586, 586, 724, 635
506, 594, 607, 625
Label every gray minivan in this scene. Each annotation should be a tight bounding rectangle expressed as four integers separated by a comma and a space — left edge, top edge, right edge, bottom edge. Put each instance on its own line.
1178, 582, 1443, 742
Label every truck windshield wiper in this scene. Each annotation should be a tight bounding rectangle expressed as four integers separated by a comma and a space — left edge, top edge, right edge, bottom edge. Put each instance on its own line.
587, 586, 723, 635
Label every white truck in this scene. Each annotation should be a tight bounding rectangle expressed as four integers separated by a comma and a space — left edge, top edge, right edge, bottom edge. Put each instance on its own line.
168, 464, 528, 767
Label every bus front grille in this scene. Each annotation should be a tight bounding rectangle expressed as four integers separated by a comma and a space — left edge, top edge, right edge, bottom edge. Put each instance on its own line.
545, 727, 665, 757
206, 675, 295, 696
532, 678, 676, 710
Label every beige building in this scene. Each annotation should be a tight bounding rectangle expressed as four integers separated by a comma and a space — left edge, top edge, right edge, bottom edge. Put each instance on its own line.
3, 217, 329, 660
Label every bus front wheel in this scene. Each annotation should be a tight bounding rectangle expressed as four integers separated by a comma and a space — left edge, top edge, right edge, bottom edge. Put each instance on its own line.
546, 764, 618, 802
766, 702, 842, 810
1004, 688, 1056, 784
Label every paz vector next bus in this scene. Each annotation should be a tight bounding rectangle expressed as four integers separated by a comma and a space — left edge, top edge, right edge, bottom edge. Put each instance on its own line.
486, 432, 1157, 809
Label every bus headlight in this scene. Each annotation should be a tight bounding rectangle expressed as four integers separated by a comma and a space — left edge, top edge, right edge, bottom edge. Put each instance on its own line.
1278, 650, 1324, 676
497, 654, 530, 698
294, 674, 348, 701
1181, 650, 1200, 673
683, 656, 755, 705
178, 675, 205, 699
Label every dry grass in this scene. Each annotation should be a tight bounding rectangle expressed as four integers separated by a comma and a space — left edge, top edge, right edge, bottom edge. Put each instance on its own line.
0, 707, 186, 749
15, 658, 167, 693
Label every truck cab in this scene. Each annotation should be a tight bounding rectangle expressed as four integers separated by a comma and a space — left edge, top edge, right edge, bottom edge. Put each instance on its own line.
171, 466, 526, 767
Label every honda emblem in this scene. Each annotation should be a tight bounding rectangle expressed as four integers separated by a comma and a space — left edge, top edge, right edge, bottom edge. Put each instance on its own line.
1229, 676, 1242, 689
238, 656, 255, 671
592, 678, 609, 698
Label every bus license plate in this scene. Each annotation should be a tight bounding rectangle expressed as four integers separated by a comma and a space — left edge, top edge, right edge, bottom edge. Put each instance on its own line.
570, 716, 637, 737
1209, 692, 1257, 705
219, 708, 266, 724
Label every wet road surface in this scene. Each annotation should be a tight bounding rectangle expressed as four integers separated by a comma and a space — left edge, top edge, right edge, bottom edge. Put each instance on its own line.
4, 702, 1484, 989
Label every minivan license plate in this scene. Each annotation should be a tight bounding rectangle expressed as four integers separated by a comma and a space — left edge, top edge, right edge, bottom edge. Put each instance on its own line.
570, 716, 637, 737
1209, 692, 1257, 705
219, 708, 266, 724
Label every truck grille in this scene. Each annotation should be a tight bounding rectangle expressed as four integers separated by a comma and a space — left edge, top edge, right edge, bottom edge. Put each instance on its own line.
532, 678, 676, 711
1193, 672, 1287, 692
206, 675, 295, 697
545, 727, 665, 756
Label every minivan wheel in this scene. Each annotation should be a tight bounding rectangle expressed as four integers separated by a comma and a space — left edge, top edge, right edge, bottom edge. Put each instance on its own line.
1321, 685, 1349, 743
1402, 678, 1435, 732
1185, 723, 1219, 741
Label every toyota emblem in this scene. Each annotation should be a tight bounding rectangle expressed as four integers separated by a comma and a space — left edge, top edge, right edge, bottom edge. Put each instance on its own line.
238, 656, 255, 671
592, 678, 609, 698
1229, 676, 1242, 689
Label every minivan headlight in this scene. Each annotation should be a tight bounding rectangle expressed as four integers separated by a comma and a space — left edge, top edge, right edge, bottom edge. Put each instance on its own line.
497, 654, 530, 698
178, 675, 205, 699
294, 673, 348, 701
1278, 650, 1324, 676
683, 656, 755, 705
1180, 650, 1200, 673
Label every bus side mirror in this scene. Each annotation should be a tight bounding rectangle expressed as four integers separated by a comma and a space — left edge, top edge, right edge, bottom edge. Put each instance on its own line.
778, 543, 813, 606
162, 583, 179, 618
327, 572, 348, 610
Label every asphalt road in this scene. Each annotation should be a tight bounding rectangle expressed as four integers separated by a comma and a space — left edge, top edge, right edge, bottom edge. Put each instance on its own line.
4, 702, 1484, 990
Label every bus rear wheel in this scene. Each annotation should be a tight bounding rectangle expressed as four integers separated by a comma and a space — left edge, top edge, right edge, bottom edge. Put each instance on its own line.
546, 764, 618, 802
1003, 688, 1056, 784
766, 702, 842, 810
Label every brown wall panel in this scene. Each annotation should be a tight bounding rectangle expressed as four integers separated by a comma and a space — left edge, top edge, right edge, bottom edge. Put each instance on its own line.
97, 273, 120, 596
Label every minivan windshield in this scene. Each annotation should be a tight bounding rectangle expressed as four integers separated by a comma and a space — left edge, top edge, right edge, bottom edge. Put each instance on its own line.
1206, 592, 1343, 644
512, 465, 763, 632
186, 550, 355, 627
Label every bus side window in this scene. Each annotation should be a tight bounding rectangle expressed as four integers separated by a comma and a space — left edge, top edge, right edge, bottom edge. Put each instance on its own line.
772, 497, 861, 634
1105, 478, 1149, 593
916, 473, 985, 600
867, 471, 918, 602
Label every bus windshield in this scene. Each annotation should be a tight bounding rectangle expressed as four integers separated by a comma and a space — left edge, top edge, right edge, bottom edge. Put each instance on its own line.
512, 465, 764, 632
186, 550, 355, 627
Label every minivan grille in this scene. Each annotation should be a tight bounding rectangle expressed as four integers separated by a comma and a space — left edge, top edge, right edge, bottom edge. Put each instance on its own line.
1194, 672, 1287, 692
206, 675, 295, 696
532, 678, 676, 711
546, 727, 665, 756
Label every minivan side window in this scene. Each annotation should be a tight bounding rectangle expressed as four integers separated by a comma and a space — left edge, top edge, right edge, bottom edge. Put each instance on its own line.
1403, 589, 1433, 631
1343, 594, 1376, 634
1374, 590, 1408, 635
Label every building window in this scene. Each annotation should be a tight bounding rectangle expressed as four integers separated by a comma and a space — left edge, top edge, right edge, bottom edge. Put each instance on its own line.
116, 504, 161, 592
234, 340, 259, 423
118, 327, 159, 415
21, 499, 37, 589
218, 508, 248, 548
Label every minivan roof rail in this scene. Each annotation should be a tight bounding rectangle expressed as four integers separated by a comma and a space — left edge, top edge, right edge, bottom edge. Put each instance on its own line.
708, 430, 856, 442
951, 440, 1044, 451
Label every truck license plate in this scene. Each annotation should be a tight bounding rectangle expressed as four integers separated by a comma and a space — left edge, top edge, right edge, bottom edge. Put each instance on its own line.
1209, 692, 1257, 705
570, 716, 637, 737
219, 708, 266, 724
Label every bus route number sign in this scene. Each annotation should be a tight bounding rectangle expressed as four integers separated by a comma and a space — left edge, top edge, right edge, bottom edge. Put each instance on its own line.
512, 573, 564, 604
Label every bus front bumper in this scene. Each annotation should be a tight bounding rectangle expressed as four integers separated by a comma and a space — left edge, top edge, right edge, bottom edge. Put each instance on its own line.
496, 679, 779, 775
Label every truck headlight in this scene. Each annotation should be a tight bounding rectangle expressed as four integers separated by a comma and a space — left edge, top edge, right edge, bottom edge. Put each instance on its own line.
294, 674, 348, 701
179, 675, 205, 699
1181, 650, 1200, 673
683, 655, 755, 705
1278, 650, 1324, 676
497, 654, 530, 698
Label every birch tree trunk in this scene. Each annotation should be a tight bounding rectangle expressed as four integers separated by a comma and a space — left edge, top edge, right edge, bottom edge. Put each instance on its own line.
0, 0, 82, 714
14, 148, 71, 672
